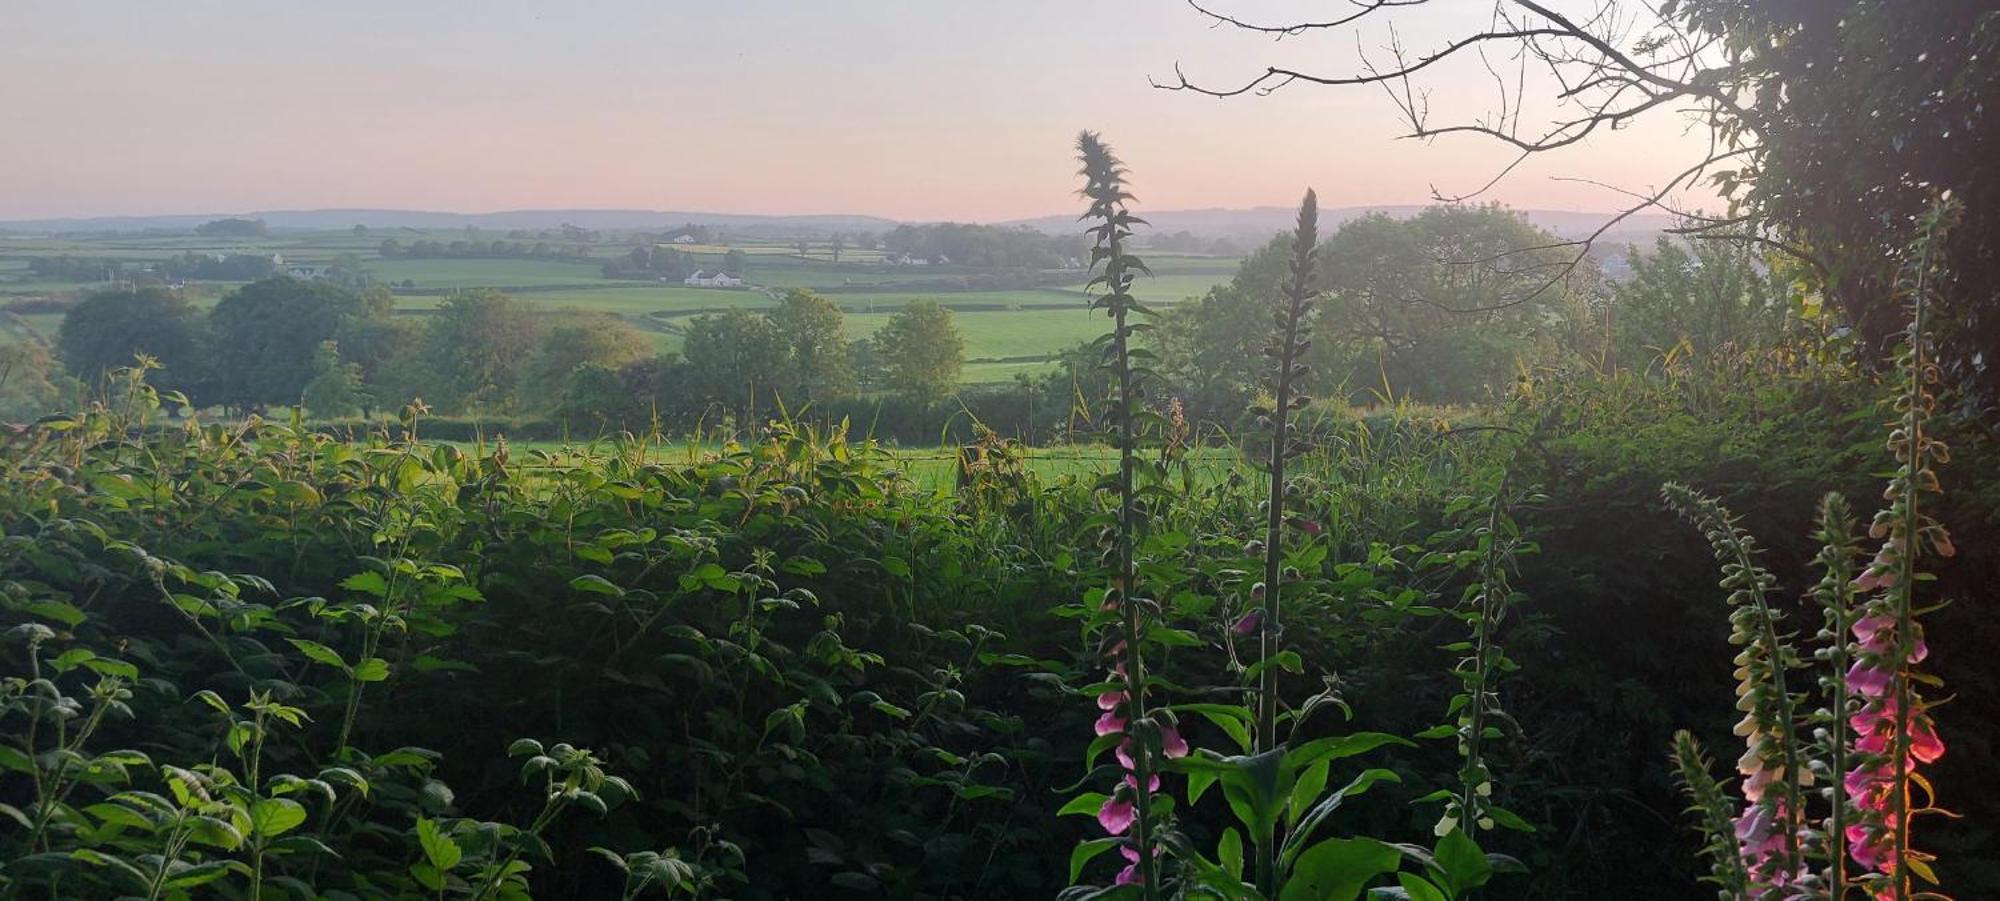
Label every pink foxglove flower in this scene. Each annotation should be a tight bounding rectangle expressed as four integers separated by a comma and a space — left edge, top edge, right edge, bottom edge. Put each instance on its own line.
1097, 796, 1135, 836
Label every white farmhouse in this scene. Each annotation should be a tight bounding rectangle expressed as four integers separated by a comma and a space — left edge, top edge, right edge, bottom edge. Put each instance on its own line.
683, 270, 744, 288
671, 234, 698, 244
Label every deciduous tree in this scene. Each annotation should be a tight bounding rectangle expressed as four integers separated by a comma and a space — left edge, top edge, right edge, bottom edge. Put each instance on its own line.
57, 288, 203, 394
872, 300, 964, 403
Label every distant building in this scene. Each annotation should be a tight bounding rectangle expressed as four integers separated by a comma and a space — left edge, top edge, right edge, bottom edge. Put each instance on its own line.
886, 253, 931, 266
671, 234, 698, 244
683, 270, 744, 288
286, 265, 326, 280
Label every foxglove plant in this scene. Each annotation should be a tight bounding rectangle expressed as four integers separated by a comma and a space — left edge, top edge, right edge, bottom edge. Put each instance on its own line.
1662, 483, 1809, 894
1806, 492, 1862, 898
1668, 198, 1963, 900
1074, 130, 1172, 895
1843, 199, 1957, 900
1672, 729, 1752, 897
1435, 479, 1537, 841
1244, 188, 1321, 892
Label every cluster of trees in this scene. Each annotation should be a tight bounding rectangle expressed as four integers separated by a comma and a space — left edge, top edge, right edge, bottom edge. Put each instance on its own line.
194, 217, 268, 238
22, 251, 286, 284
47, 278, 649, 419
35, 278, 974, 432
598, 245, 748, 281
24, 256, 127, 282
880, 223, 1084, 268
558, 291, 965, 431
1152, 204, 1788, 422
1143, 230, 1245, 256
493, 224, 601, 242
377, 238, 592, 261
154, 251, 283, 282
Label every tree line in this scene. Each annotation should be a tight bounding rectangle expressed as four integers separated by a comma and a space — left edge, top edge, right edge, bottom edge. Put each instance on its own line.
879, 222, 1085, 268
377, 238, 593, 261
33, 277, 975, 434
13, 203, 1788, 442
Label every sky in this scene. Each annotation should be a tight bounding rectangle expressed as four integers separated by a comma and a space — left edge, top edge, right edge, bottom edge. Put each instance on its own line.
0, 1, 1719, 222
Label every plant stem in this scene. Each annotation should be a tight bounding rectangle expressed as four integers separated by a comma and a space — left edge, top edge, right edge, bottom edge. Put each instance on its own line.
1886, 212, 1936, 901
1254, 189, 1318, 895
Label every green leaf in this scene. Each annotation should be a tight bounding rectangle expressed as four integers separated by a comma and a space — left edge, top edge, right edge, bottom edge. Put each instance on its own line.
286, 639, 347, 669
1288, 758, 1330, 829
249, 798, 307, 839
417, 817, 463, 871
352, 658, 391, 683
23, 600, 87, 627
1432, 828, 1491, 895
410, 862, 444, 891
1218, 827, 1244, 882
50, 648, 96, 672
81, 657, 140, 680
1069, 837, 1119, 884
569, 574, 624, 597
1058, 792, 1109, 818
0, 745, 35, 775
1285, 732, 1412, 769
164, 860, 237, 890
187, 815, 244, 850
1176, 703, 1254, 754
340, 571, 390, 597
1280, 837, 1400, 901
1396, 872, 1450, 901
1483, 805, 1536, 833
1283, 769, 1403, 868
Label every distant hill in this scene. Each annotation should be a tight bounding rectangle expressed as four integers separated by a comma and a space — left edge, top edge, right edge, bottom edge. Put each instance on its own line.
997, 205, 1675, 246
0, 204, 1671, 246
0, 209, 901, 237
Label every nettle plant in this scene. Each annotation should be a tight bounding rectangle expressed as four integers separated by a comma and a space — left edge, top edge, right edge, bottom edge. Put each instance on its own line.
0, 384, 634, 900
1667, 199, 1961, 900
1060, 137, 1516, 901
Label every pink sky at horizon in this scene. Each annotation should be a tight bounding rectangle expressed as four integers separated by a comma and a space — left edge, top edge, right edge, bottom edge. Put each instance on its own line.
1, 1, 1719, 223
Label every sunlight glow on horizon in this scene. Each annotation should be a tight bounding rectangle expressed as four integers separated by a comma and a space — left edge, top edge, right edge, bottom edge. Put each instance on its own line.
0, 1, 1719, 223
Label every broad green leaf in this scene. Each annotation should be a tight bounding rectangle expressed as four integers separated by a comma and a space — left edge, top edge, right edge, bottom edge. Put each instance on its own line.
1280, 837, 1400, 901
1432, 828, 1491, 895
249, 798, 307, 839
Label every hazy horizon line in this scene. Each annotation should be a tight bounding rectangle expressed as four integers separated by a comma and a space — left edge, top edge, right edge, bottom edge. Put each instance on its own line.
0, 200, 1676, 227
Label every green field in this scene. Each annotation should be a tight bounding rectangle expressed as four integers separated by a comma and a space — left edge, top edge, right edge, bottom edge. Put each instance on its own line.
371, 257, 606, 287
0, 229, 1244, 379
845, 307, 1104, 360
